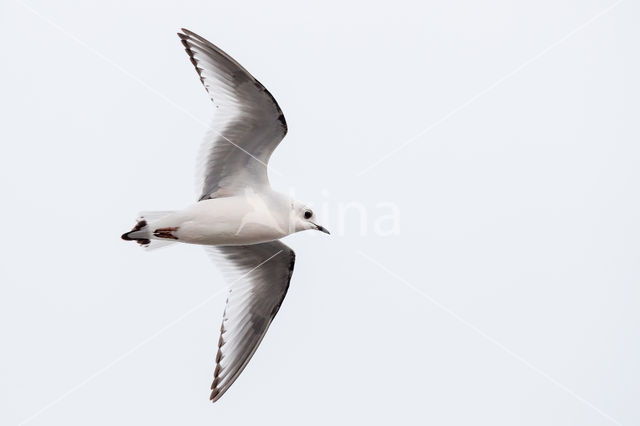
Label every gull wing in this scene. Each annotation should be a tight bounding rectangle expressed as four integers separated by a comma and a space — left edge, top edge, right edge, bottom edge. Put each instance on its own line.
205, 241, 295, 402
178, 29, 288, 200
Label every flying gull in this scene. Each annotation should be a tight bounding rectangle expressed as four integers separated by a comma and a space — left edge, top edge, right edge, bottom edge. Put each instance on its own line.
122, 28, 329, 402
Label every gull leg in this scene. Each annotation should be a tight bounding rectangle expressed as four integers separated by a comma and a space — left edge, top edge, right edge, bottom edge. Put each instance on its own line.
153, 227, 179, 240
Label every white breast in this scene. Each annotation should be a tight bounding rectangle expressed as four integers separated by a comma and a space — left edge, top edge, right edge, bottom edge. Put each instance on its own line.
174, 194, 291, 246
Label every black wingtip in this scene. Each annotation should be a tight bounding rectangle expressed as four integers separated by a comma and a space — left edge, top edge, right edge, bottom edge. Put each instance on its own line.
179, 28, 199, 40
210, 387, 221, 402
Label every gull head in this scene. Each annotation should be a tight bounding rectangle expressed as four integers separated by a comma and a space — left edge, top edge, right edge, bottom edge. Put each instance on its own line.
289, 201, 330, 235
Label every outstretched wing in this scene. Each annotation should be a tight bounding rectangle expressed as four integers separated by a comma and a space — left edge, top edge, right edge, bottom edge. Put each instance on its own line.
178, 29, 288, 200
206, 241, 295, 402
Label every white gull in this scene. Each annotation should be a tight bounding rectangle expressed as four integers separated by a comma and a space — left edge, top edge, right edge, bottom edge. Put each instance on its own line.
122, 28, 329, 402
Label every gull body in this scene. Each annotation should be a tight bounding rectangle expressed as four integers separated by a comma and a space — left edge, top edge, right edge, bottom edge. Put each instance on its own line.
121, 29, 329, 403
143, 190, 318, 246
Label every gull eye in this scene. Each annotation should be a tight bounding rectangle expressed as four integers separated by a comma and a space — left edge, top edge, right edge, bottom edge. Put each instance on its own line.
304, 210, 313, 219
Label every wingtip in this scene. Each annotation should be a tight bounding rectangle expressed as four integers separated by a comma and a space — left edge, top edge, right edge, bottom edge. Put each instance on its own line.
179, 28, 198, 39
177, 28, 192, 39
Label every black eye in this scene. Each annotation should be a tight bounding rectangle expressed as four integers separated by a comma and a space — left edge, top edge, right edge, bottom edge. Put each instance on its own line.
304, 210, 313, 219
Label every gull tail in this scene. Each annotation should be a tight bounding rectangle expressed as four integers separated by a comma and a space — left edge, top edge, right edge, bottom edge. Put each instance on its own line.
121, 211, 177, 250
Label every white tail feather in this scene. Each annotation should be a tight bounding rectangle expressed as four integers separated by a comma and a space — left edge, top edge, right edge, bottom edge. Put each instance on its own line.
143, 239, 177, 251
138, 211, 176, 221
122, 211, 178, 250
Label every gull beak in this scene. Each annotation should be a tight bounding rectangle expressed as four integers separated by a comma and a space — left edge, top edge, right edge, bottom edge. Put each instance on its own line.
314, 224, 330, 234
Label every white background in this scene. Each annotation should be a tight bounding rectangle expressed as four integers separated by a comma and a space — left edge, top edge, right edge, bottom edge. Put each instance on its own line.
1, 0, 639, 425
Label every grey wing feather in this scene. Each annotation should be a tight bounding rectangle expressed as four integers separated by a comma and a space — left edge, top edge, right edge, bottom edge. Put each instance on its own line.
206, 241, 295, 402
178, 29, 287, 200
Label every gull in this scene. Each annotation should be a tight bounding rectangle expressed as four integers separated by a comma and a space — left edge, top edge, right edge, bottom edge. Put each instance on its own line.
121, 28, 329, 402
